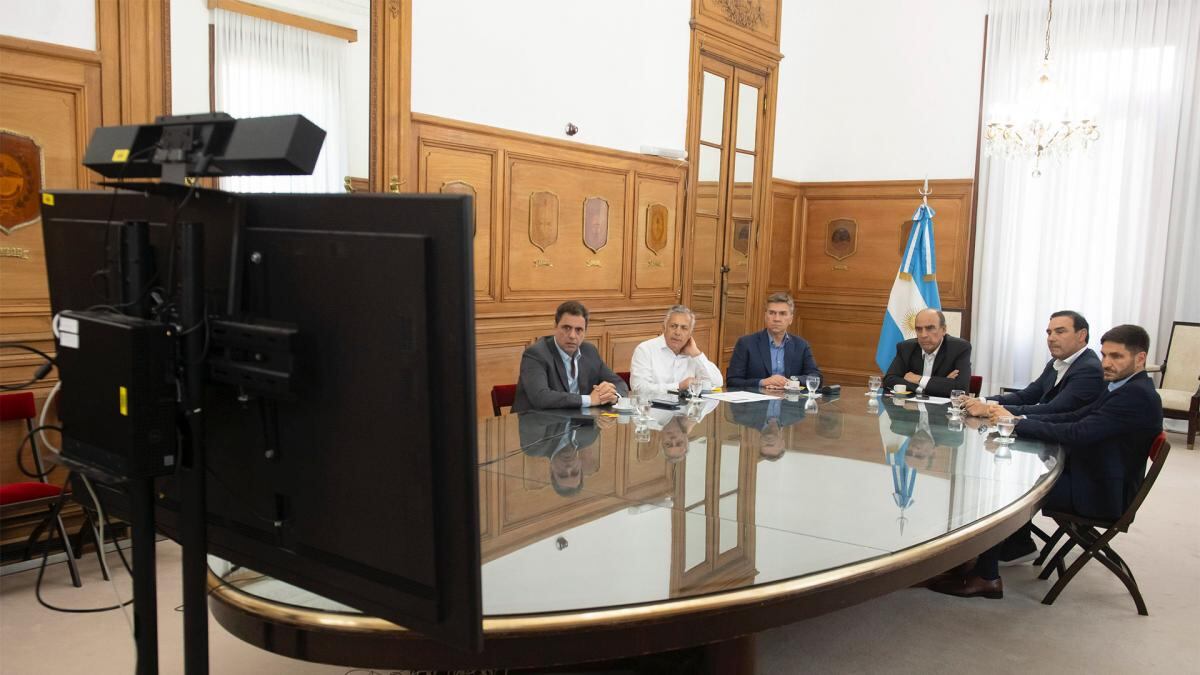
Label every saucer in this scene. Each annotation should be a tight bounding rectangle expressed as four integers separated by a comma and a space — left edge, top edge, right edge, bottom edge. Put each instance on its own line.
613, 403, 635, 412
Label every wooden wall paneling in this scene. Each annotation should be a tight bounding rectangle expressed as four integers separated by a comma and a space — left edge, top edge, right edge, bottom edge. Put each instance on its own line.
692, 0, 783, 60
370, 0, 412, 193
767, 187, 798, 294
793, 303, 887, 386
417, 138, 498, 301
631, 173, 684, 301
786, 179, 974, 309
96, 0, 171, 124
505, 154, 628, 299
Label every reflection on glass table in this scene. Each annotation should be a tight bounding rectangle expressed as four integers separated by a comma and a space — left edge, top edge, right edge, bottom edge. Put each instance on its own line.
213, 387, 1060, 621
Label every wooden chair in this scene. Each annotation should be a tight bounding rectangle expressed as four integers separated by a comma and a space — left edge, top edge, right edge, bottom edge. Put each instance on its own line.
1035, 432, 1170, 615
0, 391, 81, 587
1149, 321, 1199, 448
491, 372, 631, 417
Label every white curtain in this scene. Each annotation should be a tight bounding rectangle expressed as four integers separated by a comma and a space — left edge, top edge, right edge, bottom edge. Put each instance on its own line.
972, 0, 1200, 393
213, 9, 348, 193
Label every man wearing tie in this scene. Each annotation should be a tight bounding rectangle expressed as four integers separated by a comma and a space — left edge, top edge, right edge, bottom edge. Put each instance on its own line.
512, 300, 628, 412
726, 292, 822, 389
882, 308, 972, 397
965, 310, 1104, 417
930, 325, 1163, 599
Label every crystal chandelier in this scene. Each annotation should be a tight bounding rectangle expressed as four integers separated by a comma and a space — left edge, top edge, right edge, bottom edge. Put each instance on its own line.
983, 0, 1099, 177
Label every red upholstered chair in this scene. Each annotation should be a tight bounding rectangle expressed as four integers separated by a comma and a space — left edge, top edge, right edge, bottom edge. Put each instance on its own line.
1035, 432, 1170, 615
969, 375, 983, 397
0, 391, 81, 587
490, 384, 518, 417
616, 371, 631, 388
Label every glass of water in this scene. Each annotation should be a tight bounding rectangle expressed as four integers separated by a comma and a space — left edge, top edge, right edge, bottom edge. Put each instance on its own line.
806, 375, 821, 397
996, 415, 1017, 444
867, 375, 882, 396
949, 389, 966, 417
688, 378, 704, 399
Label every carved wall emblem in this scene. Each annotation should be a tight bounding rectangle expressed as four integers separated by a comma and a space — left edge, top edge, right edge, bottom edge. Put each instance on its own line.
529, 191, 559, 252
582, 196, 609, 254
714, 0, 765, 30
440, 180, 477, 236
0, 130, 44, 235
825, 218, 858, 261
646, 203, 669, 254
732, 219, 751, 256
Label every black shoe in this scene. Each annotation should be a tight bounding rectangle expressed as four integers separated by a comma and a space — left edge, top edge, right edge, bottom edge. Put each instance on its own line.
998, 537, 1037, 565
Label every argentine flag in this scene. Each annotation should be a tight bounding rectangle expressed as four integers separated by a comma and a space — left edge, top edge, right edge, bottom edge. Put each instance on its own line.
874, 203, 942, 373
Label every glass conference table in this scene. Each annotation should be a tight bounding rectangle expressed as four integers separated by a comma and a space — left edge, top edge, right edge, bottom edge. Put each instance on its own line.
207, 387, 1062, 672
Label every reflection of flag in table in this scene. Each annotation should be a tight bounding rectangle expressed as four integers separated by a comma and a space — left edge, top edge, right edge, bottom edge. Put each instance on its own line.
874, 203, 942, 373
877, 405, 917, 533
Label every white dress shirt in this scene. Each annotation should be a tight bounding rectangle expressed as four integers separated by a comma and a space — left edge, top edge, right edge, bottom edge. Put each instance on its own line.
917, 342, 941, 394
629, 335, 724, 394
1052, 345, 1088, 386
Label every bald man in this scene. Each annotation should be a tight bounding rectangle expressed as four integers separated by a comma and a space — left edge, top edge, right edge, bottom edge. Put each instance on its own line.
882, 308, 972, 398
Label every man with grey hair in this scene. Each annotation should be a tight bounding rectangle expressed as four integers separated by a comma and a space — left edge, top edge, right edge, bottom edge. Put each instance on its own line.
630, 304, 723, 393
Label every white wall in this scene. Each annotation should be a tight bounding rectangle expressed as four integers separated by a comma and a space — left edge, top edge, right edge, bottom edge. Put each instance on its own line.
169, 0, 371, 178
0, 0, 95, 50
411, 0, 691, 155
774, 0, 987, 182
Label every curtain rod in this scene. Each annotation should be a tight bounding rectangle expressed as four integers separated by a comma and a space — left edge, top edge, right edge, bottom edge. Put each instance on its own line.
208, 0, 358, 42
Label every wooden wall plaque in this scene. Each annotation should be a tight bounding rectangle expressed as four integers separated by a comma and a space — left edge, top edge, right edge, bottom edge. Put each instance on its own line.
529, 191, 559, 252
582, 196, 609, 254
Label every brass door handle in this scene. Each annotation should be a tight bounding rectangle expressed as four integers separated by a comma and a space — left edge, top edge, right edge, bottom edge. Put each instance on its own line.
389, 176, 401, 193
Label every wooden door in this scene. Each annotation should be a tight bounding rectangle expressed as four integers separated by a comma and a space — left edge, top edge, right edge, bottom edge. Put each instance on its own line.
688, 55, 769, 370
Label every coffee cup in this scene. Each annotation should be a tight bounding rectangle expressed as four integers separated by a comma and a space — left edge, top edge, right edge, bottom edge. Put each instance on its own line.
892, 384, 908, 394
616, 396, 631, 409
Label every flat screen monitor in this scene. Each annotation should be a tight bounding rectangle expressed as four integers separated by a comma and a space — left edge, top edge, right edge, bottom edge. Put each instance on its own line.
41, 188, 482, 650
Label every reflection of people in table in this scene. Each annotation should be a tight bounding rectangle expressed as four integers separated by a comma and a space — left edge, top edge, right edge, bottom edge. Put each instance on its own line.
512, 300, 627, 412
659, 416, 693, 464
728, 397, 808, 461
517, 411, 600, 496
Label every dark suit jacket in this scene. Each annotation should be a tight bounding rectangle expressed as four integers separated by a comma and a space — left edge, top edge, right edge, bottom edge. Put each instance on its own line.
727, 396, 808, 430
512, 336, 628, 412
726, 330, 821, 388
516, 411, 600, 457
988, 349, 1104, 416
882, 335, 972, 398
1017, 371, 1162, 520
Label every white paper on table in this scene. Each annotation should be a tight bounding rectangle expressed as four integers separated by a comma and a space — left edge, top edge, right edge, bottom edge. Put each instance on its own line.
701, 391, 780, 404
907, 396, 951, 405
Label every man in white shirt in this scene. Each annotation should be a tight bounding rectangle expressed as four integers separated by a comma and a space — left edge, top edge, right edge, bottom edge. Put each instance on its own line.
629, 305, 723, 395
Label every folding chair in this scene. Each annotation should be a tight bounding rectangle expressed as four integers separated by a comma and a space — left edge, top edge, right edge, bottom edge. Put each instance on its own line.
0, 391, 82, 587
1035, 432, 1170, 615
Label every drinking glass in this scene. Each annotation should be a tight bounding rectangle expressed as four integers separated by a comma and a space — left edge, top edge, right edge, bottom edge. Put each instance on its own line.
949, 389, 966, 417
636, 394, 653, 422
947, 417, 964, 432
997, 415, 1017, 444
867, 375, 882, 396
688, 378, 704, 399
805, 375, 821, 397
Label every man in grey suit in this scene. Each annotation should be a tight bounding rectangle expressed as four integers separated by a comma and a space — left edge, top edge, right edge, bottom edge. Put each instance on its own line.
512, 300, 629, 412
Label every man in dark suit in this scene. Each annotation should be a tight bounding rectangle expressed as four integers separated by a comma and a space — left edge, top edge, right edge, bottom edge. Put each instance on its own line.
726, 292, 821, 389
966, 310, 1104, 417
882, 308, 972, 398
512, 300, 628, 412
930, 324, 1163, 599
517, 411, 600, 496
